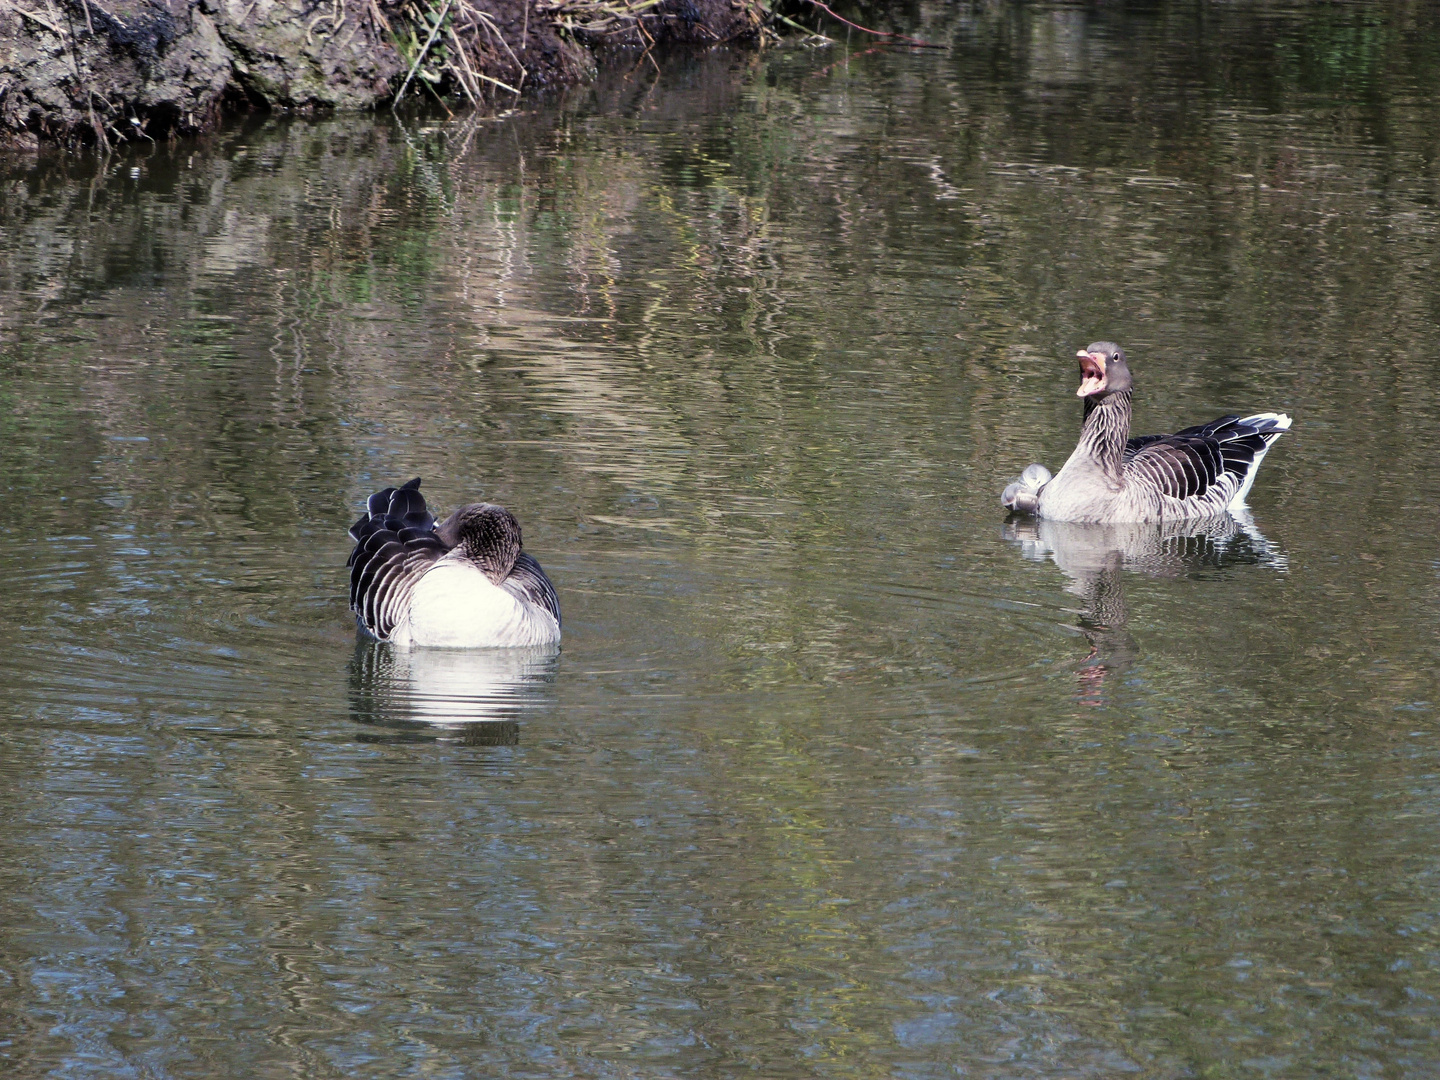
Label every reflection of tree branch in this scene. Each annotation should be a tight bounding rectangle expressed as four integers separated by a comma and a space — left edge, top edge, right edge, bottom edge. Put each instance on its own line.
809, 45, 885, 79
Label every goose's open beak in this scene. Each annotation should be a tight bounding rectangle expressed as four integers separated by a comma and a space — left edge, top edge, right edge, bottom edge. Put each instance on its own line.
1076, 349, 1107, 397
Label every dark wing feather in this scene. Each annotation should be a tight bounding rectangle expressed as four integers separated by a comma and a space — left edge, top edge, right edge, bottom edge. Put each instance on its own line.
1172, 415, 1241, 439
1124, 415, 1278, 503
1125, 433, 1170, 454
355, 477, 435, 540
1125, 435, 1224, 501
1207, 416, 1285, 477
347, 478, 452, 640
1126, 417, 1241, 459
501, 552, 562, 628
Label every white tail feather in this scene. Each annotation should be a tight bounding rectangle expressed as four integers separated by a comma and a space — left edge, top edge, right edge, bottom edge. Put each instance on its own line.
1227, 412, 1292, 510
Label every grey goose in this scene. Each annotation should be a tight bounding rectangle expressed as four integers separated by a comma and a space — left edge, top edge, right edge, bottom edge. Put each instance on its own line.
1002, 342, 1291, 523
347, 478, 561, 648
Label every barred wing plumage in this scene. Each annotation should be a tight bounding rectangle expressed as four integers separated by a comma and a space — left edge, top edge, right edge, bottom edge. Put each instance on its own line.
347, 478, 451, 641
501, 552, 562, 629
1123, 414, 1290, 507
1124, 433, 1226, 501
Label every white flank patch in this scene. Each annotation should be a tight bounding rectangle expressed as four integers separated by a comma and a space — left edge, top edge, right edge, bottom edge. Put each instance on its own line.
402, 560, 561, 648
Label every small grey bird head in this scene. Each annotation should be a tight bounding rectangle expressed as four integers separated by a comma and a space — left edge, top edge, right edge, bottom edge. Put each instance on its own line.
1021, 463, 1052, 489
1002, 462, 1052, 513
1075, 341, 1132, 398
440, 503, 523, 584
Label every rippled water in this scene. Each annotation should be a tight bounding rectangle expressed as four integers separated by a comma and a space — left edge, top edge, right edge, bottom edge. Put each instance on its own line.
3, 3, 1439, 1075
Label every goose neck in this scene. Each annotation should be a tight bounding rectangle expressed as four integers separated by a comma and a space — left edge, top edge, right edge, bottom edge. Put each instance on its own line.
1079, 390, 1132, 477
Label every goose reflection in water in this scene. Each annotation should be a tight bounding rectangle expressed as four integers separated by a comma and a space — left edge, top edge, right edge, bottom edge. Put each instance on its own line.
1005, 513, 1286, 705
348, 642, 561, 744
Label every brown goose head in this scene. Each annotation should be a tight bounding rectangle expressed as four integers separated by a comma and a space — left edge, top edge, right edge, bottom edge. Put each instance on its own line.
438, 502, 522, 584
1076, 341, 1132, 398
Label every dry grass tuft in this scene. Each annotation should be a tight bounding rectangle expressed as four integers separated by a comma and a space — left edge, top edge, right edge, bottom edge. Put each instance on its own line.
391, 0, 673, 108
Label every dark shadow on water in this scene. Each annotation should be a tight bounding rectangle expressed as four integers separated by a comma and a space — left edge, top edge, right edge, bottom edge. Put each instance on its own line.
348, 639, 561, 744
1005, 514, 1286, 705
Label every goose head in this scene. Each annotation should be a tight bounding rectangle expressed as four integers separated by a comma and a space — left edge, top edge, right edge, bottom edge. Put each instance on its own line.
438, 503, 522, 584
1076, 341, 1132, 398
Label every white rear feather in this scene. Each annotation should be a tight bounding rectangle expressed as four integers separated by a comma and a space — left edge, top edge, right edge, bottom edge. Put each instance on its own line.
1226, 412, 1292, 510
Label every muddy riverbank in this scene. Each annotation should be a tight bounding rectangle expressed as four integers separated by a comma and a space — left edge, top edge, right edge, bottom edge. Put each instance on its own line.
0, 0, 769, 148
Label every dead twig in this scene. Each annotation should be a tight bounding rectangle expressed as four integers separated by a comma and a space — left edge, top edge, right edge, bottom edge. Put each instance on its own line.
305, 0, 347, 42
798, 0, 945, 49
42, 0, 114, 150
394, 0, 453, 103
389, 0, 675, 110
771, 10, 828, 41
446, 25, 481, 104
13, 5, 65, 33
465, 3, 525, 90
470, 67, 521, 94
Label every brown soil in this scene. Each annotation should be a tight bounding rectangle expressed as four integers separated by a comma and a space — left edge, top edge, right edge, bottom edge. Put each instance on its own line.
0, 0, 768, 149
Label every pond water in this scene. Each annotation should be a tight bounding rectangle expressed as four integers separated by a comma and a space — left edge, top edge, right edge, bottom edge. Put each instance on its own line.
2, 2, 1439, 1076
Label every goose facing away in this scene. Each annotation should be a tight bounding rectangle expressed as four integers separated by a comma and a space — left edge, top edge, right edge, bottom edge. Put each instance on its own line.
347, 479, 561, 648
1002, 342, 1291, 523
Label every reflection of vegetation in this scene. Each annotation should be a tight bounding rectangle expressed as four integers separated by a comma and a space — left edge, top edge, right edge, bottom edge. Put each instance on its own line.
1272, 5, 1391, 96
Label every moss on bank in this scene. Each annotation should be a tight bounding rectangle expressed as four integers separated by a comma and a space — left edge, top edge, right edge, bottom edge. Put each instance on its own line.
0, 0, 768, 149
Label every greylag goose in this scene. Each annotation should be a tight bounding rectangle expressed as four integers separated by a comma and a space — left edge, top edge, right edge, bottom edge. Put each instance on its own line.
347, 479, 561, 648
1002, 342, 1291, 523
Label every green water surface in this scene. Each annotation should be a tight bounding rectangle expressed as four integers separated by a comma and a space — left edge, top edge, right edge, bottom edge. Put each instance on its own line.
2, 2, 1438, 1076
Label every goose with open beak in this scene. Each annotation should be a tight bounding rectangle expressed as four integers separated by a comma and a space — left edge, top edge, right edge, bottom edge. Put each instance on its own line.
1001, 342, 1292, 523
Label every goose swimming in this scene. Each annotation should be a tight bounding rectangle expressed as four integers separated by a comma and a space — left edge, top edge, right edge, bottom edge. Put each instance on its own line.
347, 478, 561, 648
1002, 342, 1291, 523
